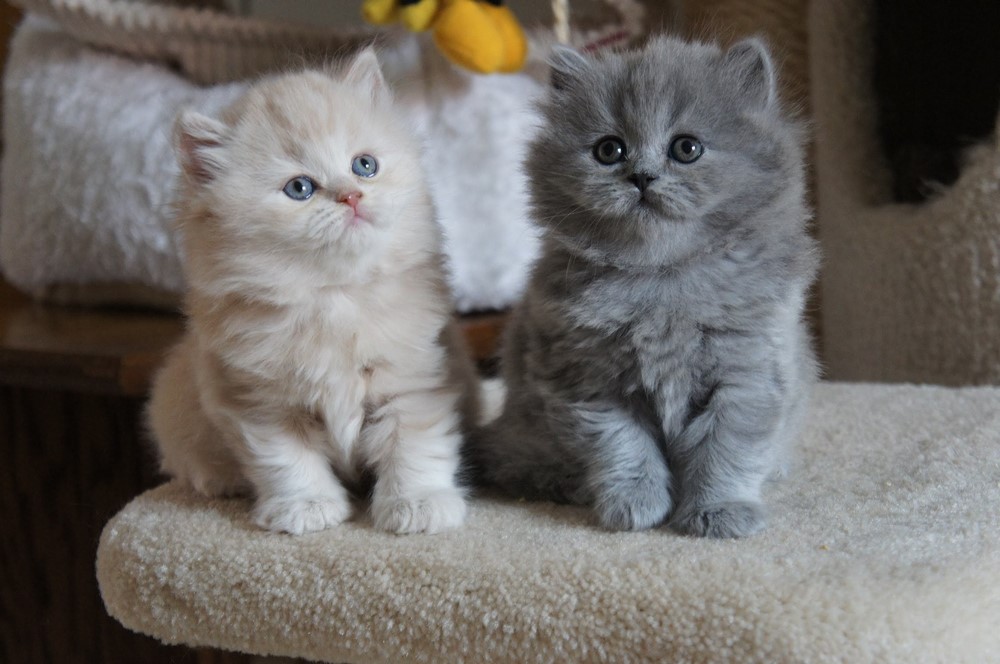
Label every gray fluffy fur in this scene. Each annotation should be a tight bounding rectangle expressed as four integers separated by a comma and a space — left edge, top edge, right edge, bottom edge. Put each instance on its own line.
467, 36, 819, 538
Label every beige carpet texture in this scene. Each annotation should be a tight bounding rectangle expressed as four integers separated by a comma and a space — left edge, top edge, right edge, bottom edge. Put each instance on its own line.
97, 383, 1000, 663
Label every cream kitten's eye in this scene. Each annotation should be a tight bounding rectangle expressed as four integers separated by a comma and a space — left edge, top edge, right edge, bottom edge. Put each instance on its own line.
351, 154, 379, 178
283, 176, 316, 200
593, 136, 627, 165
669, 136, 704, 164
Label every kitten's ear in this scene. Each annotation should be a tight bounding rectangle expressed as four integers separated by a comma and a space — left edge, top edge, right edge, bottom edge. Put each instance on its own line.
343, 46, 390, 102
723, 38, 777, 110
549, 45, 590, 91
175, 110, 228, 184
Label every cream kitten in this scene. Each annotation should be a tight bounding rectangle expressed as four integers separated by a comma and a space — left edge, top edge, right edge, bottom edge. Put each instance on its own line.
147, 49, 478, 535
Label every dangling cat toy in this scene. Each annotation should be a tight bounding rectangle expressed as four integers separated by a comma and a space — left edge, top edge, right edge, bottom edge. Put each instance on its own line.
362, 0, 528, 74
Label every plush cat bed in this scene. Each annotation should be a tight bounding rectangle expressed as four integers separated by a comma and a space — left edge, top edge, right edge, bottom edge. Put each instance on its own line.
97, 382, 1000, 662
9, 0, 374, 85
810, 0, 1000, 384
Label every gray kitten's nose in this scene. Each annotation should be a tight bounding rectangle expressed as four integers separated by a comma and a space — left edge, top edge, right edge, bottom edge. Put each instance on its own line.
628, 172, 658, 192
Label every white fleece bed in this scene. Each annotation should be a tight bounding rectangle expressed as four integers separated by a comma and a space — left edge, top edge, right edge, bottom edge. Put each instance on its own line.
0, 17, 544, 312
97, 382, 1000, 663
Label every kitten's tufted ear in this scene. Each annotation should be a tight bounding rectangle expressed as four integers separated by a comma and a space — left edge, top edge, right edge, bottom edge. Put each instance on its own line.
175, 110, 229, 185
343, 46, 390, 102
723, 38, 777, 110
549, 45, 590, 91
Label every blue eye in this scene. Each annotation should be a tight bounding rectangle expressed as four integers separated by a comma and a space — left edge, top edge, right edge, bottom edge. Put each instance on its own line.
593, 136, 627, 165
283, 176, 316, 200
351, 154, 379, 178
669, 135, 704, 164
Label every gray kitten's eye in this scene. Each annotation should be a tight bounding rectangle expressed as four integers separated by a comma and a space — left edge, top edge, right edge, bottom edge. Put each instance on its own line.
351, 154, 379, 178
669, 135, 704, 164
282, 176, 316, 200
593, 136, 627, 165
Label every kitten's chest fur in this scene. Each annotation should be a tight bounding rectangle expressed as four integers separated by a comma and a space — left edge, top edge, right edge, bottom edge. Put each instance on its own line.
193, 268, 447, 428
583, 279, 709, 435
545, 255, 788, 435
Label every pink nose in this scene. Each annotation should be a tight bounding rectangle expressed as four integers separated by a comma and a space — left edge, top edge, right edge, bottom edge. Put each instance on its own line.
338, 191, 363, 210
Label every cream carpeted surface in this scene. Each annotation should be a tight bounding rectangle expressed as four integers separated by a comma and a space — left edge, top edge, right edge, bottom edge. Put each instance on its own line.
97, 383, 1000, 663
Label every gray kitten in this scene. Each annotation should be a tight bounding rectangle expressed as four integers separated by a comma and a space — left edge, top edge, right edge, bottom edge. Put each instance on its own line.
467, 36, 818, 538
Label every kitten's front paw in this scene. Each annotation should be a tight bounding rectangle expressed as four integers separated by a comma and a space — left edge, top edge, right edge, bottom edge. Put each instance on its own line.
372, 489, 467, 535
595, 484, 672, 531
254, 495, 352, 535
670, 501, 766, 539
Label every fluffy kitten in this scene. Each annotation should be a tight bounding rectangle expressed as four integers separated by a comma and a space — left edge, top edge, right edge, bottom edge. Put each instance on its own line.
468, 37, 818, 538
147, 49, 478, 535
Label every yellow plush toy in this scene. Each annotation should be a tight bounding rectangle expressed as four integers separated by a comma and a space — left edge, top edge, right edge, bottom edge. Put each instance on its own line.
362, 0, 528, 74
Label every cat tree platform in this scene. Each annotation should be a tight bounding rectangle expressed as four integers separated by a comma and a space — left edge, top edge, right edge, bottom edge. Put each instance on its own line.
97, 382, 1000, 663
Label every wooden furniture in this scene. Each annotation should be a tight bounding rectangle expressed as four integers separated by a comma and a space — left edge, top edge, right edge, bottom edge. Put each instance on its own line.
0, 278, 503, 663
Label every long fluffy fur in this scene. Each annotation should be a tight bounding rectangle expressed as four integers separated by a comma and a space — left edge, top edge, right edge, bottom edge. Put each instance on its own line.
147, 50, 478, 535
467, 36, 819, 538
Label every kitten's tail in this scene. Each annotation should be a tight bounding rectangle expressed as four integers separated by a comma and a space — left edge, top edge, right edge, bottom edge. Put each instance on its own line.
462, 377, 584, 503
462, 413, 583, 504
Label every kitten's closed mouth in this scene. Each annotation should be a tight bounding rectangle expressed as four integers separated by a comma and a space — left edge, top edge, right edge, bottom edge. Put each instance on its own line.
634, 195, 666, 218
346, 206, 372, 226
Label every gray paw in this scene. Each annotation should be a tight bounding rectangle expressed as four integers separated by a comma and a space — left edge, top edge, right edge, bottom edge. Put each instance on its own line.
594, 483, 672, 531
670, 501, 766, 538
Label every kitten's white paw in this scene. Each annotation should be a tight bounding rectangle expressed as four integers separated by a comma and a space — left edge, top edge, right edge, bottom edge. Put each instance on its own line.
670, 500, 766, 539
372, 489, 467, 534
254, 495, 352, 535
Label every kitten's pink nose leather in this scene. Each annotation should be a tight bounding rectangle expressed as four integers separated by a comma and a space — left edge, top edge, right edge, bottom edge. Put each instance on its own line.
338, 191, 363, 210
